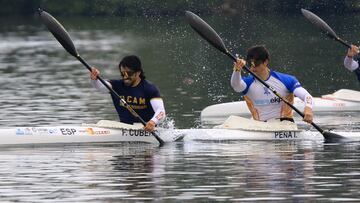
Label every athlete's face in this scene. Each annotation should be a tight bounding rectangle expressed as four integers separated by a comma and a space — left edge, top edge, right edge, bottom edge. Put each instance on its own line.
248, 59, 268, 73
120, 66, 140, 86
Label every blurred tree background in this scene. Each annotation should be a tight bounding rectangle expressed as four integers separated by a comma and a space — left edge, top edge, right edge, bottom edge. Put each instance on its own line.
1, 0, 360, 17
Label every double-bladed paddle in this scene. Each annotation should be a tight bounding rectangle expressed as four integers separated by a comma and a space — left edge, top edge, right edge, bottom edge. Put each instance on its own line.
301, 8, 351, 48
38, 9, 165, 146
185, 11, 345, 142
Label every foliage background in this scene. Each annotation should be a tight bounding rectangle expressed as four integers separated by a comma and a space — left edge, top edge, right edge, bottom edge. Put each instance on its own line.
1, 0, 360, 17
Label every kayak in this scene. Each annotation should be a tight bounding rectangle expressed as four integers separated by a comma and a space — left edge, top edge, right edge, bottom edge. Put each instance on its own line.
6, 125, 358, 145
201, 89, 360, 125
1, 117, 358, 145
182, 129, 360, 142
1, 113, 359, 146
184, 116, 360, 142
0, 120, 184, 146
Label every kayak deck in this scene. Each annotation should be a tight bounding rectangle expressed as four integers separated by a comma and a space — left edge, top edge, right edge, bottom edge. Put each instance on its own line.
0, 126, 359, 145
182, 128, 360, 142
0, 125, 184, 145
0, 116, 359, 145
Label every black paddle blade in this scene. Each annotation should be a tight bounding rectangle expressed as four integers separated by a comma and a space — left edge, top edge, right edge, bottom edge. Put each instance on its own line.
301, 9, 338, 40
38, 9, 78, 57
185, 11, 228, 55
322, 131, 347, 143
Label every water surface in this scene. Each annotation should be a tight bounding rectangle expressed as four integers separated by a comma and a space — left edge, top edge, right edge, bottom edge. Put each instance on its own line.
0, 13, 359, 202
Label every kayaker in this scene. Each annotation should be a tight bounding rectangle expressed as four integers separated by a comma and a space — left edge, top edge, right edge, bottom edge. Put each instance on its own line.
89, 55, 165, 132
231, 45, 314, 123
344, 44, 360, 82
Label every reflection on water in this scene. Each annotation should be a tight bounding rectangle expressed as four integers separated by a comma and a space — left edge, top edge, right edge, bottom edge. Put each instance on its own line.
0, 142, 360, 202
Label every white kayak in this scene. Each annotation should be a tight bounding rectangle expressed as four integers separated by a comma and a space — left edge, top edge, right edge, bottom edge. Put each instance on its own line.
1, 115, 358, 146
201, 89, 360, 125
184, 116, 360, 142
183, 129, 360, 142
0, 120, 184, 146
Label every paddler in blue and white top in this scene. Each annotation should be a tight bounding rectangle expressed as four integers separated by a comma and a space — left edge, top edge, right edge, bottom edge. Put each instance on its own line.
90, 55, 165, 132
344, 44, 360, 82
231, 45, 314, 123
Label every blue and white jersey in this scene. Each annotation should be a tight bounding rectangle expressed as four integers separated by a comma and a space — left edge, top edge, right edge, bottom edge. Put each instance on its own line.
234, 70, 303, 121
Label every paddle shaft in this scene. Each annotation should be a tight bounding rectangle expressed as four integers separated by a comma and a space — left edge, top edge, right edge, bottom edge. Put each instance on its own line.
225, 51, 327, 134
334, 36, 351, 48
76, 55, 164, 145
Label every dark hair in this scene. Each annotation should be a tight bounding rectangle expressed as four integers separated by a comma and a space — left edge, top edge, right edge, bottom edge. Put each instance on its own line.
246, 45, 270, 65
119, 55, 145, 79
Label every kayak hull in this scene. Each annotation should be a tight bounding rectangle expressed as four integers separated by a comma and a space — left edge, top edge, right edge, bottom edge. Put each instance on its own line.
0, 126, 183, 145
182, 128, 360, 142
0, 126, 359, 145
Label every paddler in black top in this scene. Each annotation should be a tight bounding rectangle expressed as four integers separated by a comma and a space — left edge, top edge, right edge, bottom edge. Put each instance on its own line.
344, 44, 360, 82
90, 55, 165, 132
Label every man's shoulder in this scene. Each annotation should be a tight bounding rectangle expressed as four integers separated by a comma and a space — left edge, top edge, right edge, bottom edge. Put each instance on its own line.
142, 80, 160, 91
142, 79, 155, 85
141, 80, 161, 97
242, 75, 255, 83
271, 70, 295, 78
270, 70, 301, 91
270, 70, 298, 82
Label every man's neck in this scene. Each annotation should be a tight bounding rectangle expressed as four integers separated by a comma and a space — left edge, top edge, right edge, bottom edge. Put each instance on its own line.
132, 78, 142, 87
257, 66, 270, 80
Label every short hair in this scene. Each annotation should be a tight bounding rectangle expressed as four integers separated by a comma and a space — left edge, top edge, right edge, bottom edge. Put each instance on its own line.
119, 55, 145, 79
246, 45, 270, 64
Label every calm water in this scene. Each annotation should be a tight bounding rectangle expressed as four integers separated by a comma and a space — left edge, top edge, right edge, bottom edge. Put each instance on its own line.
0, 12, 359, 202
1, 141, 360, 202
